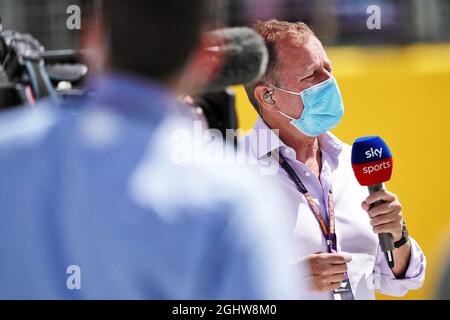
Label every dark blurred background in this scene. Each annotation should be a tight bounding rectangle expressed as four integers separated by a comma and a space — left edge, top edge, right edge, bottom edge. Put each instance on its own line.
1, 0, 449, 51
228, 0, 450, 45
0, 0, 98, 50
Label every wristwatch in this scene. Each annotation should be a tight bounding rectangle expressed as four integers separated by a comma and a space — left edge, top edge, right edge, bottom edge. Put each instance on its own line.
394, 222, 409, 248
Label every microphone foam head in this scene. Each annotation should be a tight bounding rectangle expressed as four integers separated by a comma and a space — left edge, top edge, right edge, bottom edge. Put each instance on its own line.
351, 136, 393, 186
204, 27, 268, 92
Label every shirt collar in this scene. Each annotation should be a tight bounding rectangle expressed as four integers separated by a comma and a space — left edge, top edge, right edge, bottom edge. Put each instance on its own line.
252, 116, 288, 159
318, 131, 344, 159
250, 116, 344, 160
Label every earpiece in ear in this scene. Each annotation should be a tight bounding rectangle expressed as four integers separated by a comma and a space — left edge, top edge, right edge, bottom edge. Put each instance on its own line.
263, 91, 275, 104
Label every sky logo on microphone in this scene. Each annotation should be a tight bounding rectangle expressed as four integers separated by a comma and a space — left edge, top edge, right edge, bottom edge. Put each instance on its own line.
365, 147, 383, 159
351, 136, 393, 186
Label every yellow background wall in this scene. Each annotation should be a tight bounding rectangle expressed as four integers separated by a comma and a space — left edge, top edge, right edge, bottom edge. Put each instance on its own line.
232, 43, 450, 300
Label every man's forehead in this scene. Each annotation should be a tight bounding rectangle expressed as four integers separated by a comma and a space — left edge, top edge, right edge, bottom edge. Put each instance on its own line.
276, 34, 328, 73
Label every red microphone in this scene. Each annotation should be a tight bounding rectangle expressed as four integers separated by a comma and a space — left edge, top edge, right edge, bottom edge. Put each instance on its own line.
351, 136, 395, 268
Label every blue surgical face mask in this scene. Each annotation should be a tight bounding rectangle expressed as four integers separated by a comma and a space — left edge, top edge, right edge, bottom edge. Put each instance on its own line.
270, 77, 344, 137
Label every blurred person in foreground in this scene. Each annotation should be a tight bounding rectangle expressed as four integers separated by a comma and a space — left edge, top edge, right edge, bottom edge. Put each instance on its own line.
0, 2, 302, 299
242, 20, 426, 299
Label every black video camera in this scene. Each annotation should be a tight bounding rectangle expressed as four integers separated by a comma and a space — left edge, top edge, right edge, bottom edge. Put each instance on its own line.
0, 17, 88, 110
0, 17, 237, 142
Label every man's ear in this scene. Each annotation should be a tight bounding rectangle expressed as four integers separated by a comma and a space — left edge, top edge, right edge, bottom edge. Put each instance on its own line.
176, 33, 225, 95
81, 12, 107, 73
254, 85, 280, 114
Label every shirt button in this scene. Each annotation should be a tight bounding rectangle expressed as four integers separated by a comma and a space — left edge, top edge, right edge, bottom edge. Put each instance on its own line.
304, 172, 311, 177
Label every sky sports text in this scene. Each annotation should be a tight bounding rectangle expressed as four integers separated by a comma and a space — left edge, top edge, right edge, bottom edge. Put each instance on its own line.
362, 160, 391, 174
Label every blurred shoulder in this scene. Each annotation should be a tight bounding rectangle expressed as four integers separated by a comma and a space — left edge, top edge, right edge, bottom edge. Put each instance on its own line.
128, 114, 290, 224
128, 115, 303, 296
0, 102, 58, 152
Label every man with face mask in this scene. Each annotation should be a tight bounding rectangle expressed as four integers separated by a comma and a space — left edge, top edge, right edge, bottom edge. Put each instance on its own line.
242, 20, 426, 300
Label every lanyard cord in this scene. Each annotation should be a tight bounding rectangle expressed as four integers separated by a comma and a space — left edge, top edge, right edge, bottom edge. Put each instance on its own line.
278, 154, 336, 250
276, 153, 355, 300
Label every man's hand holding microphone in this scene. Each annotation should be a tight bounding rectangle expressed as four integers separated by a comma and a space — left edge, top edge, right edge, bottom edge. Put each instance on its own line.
352, 136, 411, 278
362, 190, 404, 245
298, 136, 411, 292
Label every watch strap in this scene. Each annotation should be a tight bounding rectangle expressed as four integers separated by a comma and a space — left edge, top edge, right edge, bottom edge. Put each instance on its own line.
394, 222, 409, 248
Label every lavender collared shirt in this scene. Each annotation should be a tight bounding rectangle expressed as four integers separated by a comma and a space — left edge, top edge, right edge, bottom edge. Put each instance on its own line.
240, 117, 426, 300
